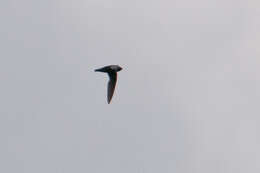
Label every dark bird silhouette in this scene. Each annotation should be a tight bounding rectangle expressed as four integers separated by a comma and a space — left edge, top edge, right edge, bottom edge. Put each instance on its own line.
95, 65, 122, 104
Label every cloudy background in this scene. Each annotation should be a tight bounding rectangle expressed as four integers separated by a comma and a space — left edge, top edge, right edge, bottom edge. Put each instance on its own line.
1, 0, 260, 172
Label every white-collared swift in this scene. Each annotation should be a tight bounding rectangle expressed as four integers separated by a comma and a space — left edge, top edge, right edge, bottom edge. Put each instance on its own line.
95, 65, 122, 104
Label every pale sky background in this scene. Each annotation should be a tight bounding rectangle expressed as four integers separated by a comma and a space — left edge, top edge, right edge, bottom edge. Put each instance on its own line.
1, 0, 260, 172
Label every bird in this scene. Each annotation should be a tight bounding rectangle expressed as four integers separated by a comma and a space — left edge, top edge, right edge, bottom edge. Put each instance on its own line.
95, 65, 122, 104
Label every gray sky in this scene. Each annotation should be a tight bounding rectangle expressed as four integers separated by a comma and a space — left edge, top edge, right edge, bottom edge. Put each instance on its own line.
1, 0, 260, 172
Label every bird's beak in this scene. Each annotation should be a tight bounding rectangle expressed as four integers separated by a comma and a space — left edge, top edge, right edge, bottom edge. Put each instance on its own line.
95, 68, 104, 72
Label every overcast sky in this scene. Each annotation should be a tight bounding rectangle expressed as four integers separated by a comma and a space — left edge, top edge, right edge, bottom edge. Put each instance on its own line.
1, 0, 260, 172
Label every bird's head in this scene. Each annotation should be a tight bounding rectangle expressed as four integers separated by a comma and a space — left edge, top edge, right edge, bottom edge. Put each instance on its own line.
111, 65, 122, 72
117, 66, 123, 72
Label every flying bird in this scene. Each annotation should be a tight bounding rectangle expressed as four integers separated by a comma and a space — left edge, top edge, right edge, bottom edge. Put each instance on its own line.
95, 65, 122, 104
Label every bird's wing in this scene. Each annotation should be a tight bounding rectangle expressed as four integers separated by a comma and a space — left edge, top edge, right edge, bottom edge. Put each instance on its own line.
107, 72, 117, 104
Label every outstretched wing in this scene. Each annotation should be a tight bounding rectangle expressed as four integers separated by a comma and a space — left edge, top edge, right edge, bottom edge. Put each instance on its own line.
107, 72, 117, 104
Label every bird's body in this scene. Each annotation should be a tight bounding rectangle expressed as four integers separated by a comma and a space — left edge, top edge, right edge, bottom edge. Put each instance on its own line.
95, 65, 122, 104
